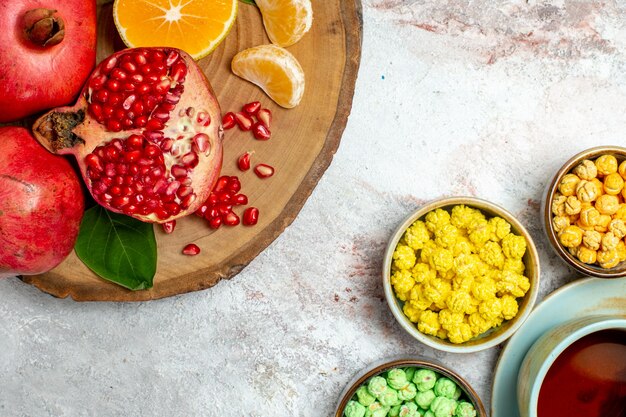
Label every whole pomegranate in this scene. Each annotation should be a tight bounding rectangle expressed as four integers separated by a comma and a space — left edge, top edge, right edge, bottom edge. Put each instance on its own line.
0, 1, 97, 122
33, 47, 224, 224
0, 127, 84, 279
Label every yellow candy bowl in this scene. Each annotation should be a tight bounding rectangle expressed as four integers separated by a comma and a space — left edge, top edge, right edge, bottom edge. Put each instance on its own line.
542, 146, 626, 278
382, 197, 540, 353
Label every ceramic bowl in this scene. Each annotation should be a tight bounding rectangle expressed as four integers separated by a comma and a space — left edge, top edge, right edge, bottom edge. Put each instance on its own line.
382, 197, 540, 353
335, 356, 486, 417
541, 146, 626, 278
517, 315, 626, 417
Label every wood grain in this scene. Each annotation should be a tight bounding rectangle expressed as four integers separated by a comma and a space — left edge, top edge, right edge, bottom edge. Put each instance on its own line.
21, 0, 363, 301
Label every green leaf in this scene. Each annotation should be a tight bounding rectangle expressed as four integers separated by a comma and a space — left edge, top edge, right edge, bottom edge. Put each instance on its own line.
239, 0, 257, 5
75, 206, 157, 291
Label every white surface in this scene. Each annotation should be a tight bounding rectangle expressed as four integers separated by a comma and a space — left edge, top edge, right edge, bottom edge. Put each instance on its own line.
2, 1, 626, 416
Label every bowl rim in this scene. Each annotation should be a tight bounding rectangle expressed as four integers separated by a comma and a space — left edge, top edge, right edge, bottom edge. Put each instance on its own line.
334, 356, 487, 417
522, 316, 626, 417
382, 196, 541, 353
542, 145, 626, 278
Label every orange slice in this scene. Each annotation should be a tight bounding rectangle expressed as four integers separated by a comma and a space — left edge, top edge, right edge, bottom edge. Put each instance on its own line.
231, 44, 305, 108
255, 0, 313, 47
113, 0, 237, 60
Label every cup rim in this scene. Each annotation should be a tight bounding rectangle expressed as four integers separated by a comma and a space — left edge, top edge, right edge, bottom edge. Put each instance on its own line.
543, 145, 626, 278
382, 196, 541, 353
526, 316, 626, 416
334, 356, 487, 417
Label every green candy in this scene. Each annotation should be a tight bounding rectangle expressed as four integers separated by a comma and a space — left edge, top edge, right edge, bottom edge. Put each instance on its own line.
413, 369, 437, 392
433, 378, 458, 399
345, 400, 366, 417
389, 405, 402, 417
368, 376, 389, 398
398, 383, 417, 401
404, 367, 417, 382
430, 397, 457, 417
399, 402, 420, 417
455, 401, 476, 417
414, 389, 436, 409
452, 386, 462, 401
364, 402, 391, 417
423, 411, 435, 417
387, 368, 409, 390
379, 388, 402, 407
357, 386, 376, 407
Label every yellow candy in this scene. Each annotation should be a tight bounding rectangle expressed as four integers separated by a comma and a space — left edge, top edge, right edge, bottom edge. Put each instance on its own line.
609, 219, 626, 239
604, 173, 625, 196
429, 247, 454, 274
573, 160, 598, 180
579, 205, 601, 227
595, 214, 612, 233
619, 160, 626, 180
478, 298, 502, 322
501, 233, 527, 259
447, 322, 473, 344
576, 246, 597, 264
565, 196, 582, 216
552, 194, 567, 216
391, 270, 415, 294
434, 223, 459, 249
614, 204, 626, 221
425, 209, 451, 233
479, 241, 505, 269
417, 310, 441, 336
596, 154, 618, 176
411, 262, 436, 284
559, 225, 584, 248
446, 290, 473, 314
403, 303, 423, 323
597, 248, 620, 269
576, 180, 598, 203
582, 230, 602, 251
602, 231, 619, 251
552, 215, 570, 233
591, 178, 605, 198
558, 174, 580, 197
393, 244, 416, 270
500, 295, 519, 320
403, 220, 431, 251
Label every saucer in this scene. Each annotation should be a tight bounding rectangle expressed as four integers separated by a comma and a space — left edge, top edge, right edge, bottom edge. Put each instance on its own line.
491, 277, 626, 417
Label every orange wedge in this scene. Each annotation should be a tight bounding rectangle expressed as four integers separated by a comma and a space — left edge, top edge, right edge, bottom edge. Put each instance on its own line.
256, 0, 313, 47
113, 0, 237, 60
231, 44, 305, 108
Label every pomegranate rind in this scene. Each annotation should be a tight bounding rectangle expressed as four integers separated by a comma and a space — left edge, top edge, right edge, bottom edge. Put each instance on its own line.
0, 1, 96, 122
32, 48, 223, 224
0, 127, 84, 278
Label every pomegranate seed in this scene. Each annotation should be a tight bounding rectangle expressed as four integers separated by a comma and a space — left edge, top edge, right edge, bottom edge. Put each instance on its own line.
192, 133, 210, 153
112, 196, 130, 208
196, 112, 210, 126
237, 152, 252, 171
224, 212, 240, 226
227, 176, 241, 193
171, 165, 188, 178
107, 120, 122, 132
208, 216, 222, 229
111, 68, 128, 81
257, 108, 272, 128
207, 194, 219, 206
122, 94, 137, 110
182, 243, 200, 256
134, 116, 148, 128
213, 176, 229, 193
85, 154, 103, 171
217, 203, 232, 216
254, 164, 275, 179
252, 122, 271, 140
243, 207, 259, 226
171, 62, 187, 82
89, 74, 107, 90
243, 101, 261, 115
181, 193, 196, 209
222, 112, 236, 129
146, 118, 164, 131
181, 152, 199, 168
109, 93, 123, 106
232, 194, 248, 205
100, 56, 118, 74
90, 103, 103, 120
130, 74, 144, 84
106, 79, 121, 92
93, 89, 109, 103
177, 185, 193, 198
127, 134, 144, 149
196, 204, 209, 217
166, 50, 180, 66
137, 83, 151, 95
234, 112, 253, 131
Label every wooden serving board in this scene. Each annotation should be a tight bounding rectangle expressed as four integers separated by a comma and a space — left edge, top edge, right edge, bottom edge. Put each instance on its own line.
22, 0, 363, 301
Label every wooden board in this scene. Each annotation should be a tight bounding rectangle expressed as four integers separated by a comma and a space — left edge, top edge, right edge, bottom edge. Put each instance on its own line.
21, 0, 363, 301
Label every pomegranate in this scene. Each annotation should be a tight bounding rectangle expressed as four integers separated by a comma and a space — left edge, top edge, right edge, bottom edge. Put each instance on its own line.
32, 47, 223, 224
0, 127, 84, 279
0, 1, 96, 122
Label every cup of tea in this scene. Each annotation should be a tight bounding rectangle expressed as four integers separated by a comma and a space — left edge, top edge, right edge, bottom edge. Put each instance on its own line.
517, 315, 626, 417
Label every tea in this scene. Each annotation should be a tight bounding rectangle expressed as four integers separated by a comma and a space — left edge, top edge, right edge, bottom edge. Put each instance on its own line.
537, 329, 626, 417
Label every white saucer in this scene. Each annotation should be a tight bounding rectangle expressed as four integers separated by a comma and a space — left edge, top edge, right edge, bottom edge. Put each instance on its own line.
491, 277, 626, 417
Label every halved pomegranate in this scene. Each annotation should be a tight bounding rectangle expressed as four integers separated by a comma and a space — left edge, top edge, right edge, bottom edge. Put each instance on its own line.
33, 47, 223, 223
